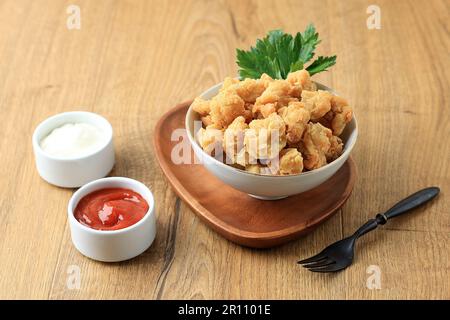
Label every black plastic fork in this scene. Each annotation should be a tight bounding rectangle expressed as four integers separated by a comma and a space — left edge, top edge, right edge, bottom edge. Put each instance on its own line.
298, 187, 440, 273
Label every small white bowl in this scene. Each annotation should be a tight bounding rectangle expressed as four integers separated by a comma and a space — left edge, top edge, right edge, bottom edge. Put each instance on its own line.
32, 111, 115, 188
68, 177, 156, 262
186, 82, 358, 200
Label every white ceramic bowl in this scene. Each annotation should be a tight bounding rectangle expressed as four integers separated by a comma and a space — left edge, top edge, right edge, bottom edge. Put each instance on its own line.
32, 111, 115, 188
186, 82, 358, 200
68, 177, 156, 262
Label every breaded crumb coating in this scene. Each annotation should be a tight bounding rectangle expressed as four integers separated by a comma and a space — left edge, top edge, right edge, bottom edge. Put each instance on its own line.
196, 126, 224, 156
253, 80, 297, 118
192, 97, 211, 116
301, 123, 332, 170
279, 148, 304, 175
209, 90, 246, 129
234, 78, 267, 103
317, 96, 352, 136
278, 101, 311, 144
301, 90, 332, 120
192, 70, 352, 175
286, 69, 317, 97
223, 116, 248, 164
326, 135, 344, 161
245, 113, 287, 160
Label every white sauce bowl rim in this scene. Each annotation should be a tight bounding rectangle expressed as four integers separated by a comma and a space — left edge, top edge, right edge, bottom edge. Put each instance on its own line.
32, 111, 113, 161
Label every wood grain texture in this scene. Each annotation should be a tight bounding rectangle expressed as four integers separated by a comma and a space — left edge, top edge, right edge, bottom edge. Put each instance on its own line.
0, 0, 448, 299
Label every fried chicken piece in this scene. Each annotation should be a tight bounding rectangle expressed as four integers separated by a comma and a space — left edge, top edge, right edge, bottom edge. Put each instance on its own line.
253, 80, 297, 118
234, 148, 256, 167
223, 116, 248, 164
233, 78, 267, 103
326, 135, 344, 161
260, 73, 274, 87
278, 101, 311, 144
209, 90, 246, 129
191, 97, 210, 116
278, 148, 304, 175
245, 164, 272, 175
245, 113, 287, 160
221, 77, 240, 91
201, 115, 212, 126
318, 96, 353, 136
196, 125, 224, 156
220, 77, 266, 104
300, 123, 332, 170
286, 69, 317, 97
245, 164, 261, 174
263, 148, 303, 175
301, 90, 332, 120
329, 96, 353, 136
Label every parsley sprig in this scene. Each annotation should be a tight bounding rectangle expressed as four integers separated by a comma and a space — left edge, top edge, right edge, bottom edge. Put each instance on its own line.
236, 24, 336, 79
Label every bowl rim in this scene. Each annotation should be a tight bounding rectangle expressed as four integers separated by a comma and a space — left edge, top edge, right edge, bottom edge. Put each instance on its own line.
67, 176, 155, 235
185, 81, 358, 179
32, 111, 113, 162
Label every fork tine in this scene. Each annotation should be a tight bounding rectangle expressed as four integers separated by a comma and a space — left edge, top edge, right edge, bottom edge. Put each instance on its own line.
297, 250, 328, 264
302, 258, 335, 269
308, 263, 347, 273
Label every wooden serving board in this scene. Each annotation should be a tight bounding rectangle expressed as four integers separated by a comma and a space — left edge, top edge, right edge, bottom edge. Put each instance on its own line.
154, 102, 357, 248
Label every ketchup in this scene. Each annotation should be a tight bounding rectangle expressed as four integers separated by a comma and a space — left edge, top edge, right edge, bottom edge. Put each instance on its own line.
74, 188, 149, 231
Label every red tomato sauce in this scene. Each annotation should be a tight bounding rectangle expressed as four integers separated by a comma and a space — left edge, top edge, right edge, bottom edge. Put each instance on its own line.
74, 188, 149, 231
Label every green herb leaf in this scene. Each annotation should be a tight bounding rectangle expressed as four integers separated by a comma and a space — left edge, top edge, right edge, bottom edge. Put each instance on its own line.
298, 24, 320, 63
236, 24, 336, 79
306, 55, 337, 76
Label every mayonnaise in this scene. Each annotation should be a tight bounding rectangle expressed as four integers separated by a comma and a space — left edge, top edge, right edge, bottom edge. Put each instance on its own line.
40, 123, 106, 158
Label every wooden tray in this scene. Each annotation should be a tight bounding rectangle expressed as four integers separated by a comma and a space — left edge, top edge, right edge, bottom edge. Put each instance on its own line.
154, 102, 357, 248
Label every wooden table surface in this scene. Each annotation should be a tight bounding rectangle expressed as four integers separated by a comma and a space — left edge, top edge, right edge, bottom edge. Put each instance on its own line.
0, 0, 448, 300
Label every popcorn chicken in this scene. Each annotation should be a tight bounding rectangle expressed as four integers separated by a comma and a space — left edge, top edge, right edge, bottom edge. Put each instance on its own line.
235, 148, 255, 167
286, 69, 317, 97
317, 96, 352, 136
326, 135, 343, 161
209, 90, 246, 129
278, 101, 311, 144
234, 78, 267, 103
201, 115, 212, 127
223, 116, 248, 164
300, 123, 332, 170
245, 113, 287, 160
191, 71, 350, 175
245, 164, 271, 175
278, 148, 304, 175
221, 77, 266, 104
196, 125, 224, 156
260, 73, 274, 87
328, 96, 353, 136
301, 90, 332, 120
191, 97, 210, 116
221, 77, 240, 92
253, 80, 297, 118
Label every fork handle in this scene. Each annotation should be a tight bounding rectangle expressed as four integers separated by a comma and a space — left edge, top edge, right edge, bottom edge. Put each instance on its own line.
353, 187, 440, 238
382, 187, 440, 220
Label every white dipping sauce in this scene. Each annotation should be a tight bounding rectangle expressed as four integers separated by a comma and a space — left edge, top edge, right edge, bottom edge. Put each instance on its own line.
40, 123, 106, 158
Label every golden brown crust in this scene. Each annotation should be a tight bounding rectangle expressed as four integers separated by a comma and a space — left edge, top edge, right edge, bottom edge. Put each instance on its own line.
278, 101, 311, 144
301, 90, 332, 120
223, 116, 248, 164
191, 70, 351, 175
209, 90, 246, 129
278, 148, 304, 175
